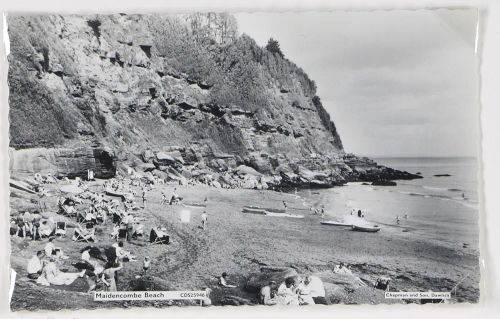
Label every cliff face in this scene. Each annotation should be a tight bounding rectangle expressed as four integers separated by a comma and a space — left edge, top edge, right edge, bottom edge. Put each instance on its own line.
7, 14, 418, 187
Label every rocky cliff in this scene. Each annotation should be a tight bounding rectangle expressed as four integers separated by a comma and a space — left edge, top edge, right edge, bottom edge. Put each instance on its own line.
7, 13, 419, 188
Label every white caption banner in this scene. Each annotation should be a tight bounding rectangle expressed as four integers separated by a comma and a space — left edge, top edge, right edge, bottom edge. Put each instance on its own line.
94, 291, 208, 301
385, 292, 451, 299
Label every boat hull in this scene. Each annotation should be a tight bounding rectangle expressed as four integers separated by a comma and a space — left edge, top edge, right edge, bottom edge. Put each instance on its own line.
351, 225, 381, 233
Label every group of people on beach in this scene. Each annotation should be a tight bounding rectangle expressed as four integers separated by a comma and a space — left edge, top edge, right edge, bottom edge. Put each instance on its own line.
258, 275, 328, 306
13, 170, 219, 295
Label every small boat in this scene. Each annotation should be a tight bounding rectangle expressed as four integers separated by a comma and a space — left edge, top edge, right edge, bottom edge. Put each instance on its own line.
264, 212, 304, 219
182, 203, 206, 209
320, 220, 351, 227
105, 188, 131, 200
242, 207, 267, 215
244, 206, 287, 214
351, 225, 381, 233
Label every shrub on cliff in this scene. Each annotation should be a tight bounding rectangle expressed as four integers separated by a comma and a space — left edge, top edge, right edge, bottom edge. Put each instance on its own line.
265, 38, 284, 58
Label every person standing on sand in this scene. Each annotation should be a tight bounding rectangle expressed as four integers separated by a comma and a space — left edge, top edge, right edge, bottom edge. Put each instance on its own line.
357, 209, 362, 218
396, 216, 400, 225
161, 192, 167, 205
102, 261, 123, 292
201, 211, 208, 230
320, 207, 325, 218
142, 188, 147, 209
283, 201, 288, 211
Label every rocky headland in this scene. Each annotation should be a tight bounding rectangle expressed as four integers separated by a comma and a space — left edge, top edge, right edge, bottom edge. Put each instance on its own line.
8, 14, 421, 188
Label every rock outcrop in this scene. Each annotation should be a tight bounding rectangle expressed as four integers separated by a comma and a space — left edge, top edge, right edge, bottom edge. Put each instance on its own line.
7, 14, 420, 186
9, 147, 116, 179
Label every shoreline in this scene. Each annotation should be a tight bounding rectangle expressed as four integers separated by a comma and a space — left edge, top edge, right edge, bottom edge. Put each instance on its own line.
9, 181, 479, 310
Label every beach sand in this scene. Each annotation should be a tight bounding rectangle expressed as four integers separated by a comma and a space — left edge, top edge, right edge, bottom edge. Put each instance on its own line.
9, 181, 479, 310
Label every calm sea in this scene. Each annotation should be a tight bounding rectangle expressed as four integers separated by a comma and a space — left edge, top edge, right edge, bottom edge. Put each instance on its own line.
301, 157, 480, 250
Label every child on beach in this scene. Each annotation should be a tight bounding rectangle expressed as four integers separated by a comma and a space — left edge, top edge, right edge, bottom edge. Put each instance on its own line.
143, 257, 150, 275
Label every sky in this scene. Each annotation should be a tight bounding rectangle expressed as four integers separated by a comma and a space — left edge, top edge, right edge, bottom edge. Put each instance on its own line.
235, 9, 479, 157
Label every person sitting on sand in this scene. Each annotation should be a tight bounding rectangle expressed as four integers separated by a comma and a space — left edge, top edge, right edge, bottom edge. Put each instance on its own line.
259, 281, 278, 305
333, 262, 352, 275
44, 238, 69, 260
218, 272, 237, 288
276, 277, 300, 305
170, 188, 181, 205
301, 275, 328, 305
112, 241, 137, 262
27, 251, 45, 279
38, 220, 54, 238
85, 205, 98, 226
295, 277, 315, 305
201, 211, 208, 230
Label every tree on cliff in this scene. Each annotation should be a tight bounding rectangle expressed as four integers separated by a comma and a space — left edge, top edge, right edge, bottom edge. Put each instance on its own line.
265, 38, 284, 58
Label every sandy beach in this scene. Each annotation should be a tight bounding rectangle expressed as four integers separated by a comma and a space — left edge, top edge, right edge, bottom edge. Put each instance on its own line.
9, 180, 479, 310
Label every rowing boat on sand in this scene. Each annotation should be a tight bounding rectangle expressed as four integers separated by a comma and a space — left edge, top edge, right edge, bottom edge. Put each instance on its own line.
351, 225, 381, 233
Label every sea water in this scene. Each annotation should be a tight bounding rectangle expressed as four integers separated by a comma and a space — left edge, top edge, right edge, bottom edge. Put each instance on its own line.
303, 157, 480, 250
